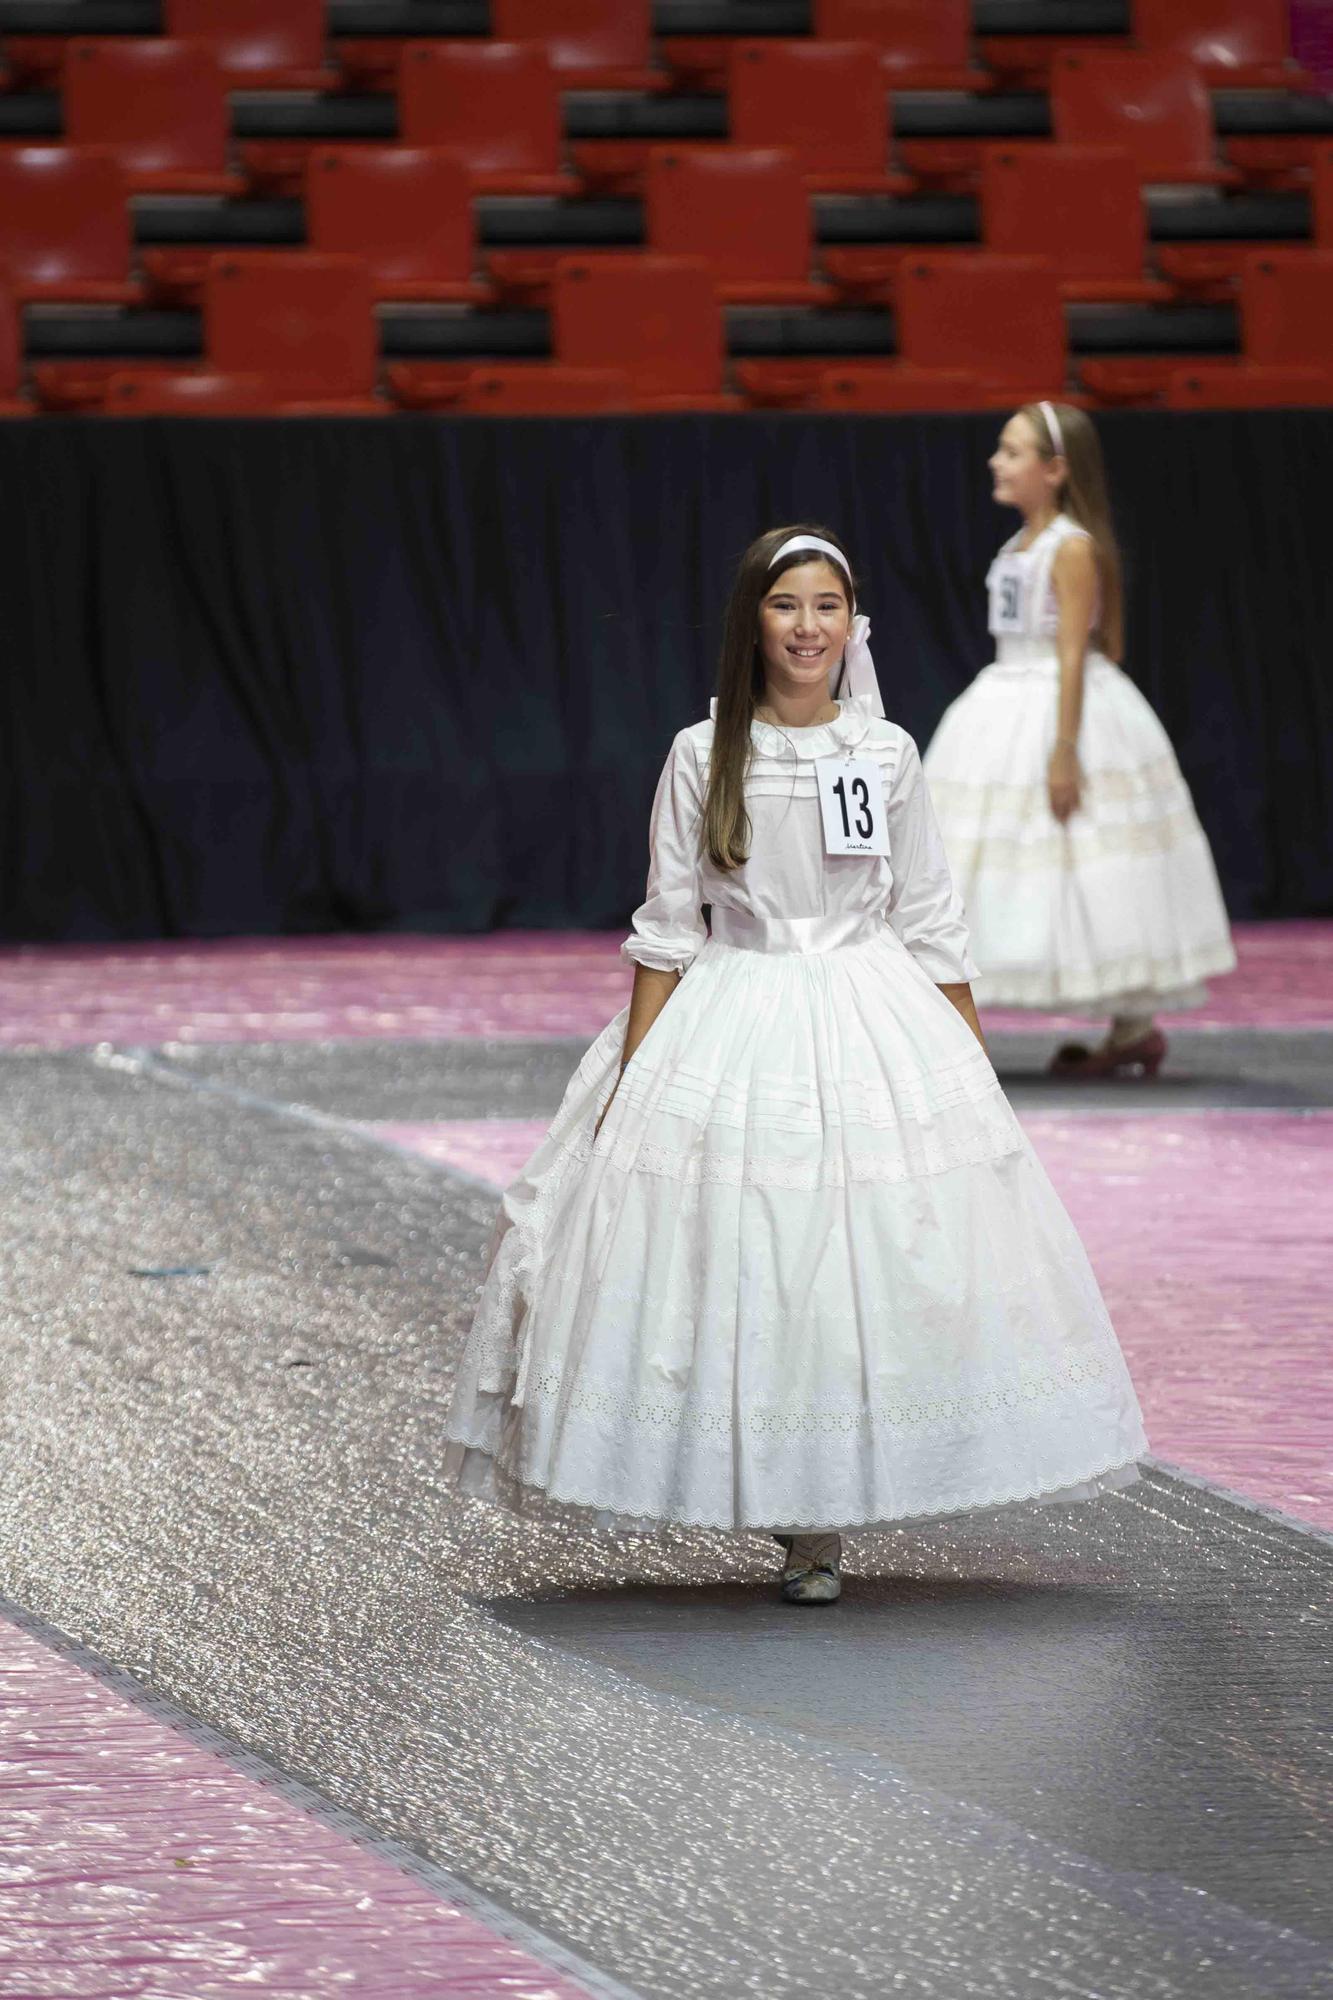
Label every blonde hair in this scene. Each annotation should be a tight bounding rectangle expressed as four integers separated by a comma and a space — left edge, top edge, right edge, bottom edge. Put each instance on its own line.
1021, 401, 1124, 660
703, 524, 856, 872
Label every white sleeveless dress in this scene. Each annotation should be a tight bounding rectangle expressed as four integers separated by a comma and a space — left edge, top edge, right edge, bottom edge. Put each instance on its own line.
923, 514, 1236, 1012
441, 694, 1149, 1534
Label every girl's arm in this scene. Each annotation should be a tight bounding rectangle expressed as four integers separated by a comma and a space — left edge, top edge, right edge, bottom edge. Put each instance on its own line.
1048, 534, 1098, 824
936, 981, 987, 1053
598, 732, 704, 1136
882, 736, 987, 1053
622, 962, 681, 1062
595, 964, 680, 1135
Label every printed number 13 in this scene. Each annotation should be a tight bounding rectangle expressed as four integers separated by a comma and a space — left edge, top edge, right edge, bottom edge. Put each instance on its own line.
832, 774, 874, 839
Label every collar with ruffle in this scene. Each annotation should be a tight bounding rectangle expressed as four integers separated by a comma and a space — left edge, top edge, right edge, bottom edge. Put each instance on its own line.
707, 692, 877, 757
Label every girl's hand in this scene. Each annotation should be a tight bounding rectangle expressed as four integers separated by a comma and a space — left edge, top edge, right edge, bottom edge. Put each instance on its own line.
597, 967, 677, 1139
593, 1067, 626, 1138
1047, 740, 1082, 823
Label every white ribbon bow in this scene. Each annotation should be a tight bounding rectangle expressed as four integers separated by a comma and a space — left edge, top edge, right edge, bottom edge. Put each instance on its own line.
833, 613, 885, 718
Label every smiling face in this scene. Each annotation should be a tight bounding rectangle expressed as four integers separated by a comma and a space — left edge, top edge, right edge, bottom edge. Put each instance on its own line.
989, 412, 1064, 514
757, 558, 852, 694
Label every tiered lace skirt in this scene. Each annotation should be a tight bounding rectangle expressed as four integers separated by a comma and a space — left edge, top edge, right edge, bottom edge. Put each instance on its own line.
442, 912, 1149, 1533
923, 648, 1237, 1012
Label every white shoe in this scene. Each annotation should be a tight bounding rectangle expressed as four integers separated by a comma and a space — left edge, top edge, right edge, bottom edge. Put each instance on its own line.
774, 1533, 842, 1606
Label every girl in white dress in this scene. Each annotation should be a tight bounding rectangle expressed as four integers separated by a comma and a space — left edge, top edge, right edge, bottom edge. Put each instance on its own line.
924, 402, 1236, 1076
442, 525, 1149, 1604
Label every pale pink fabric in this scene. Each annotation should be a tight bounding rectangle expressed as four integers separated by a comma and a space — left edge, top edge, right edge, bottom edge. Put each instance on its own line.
0, 1615, 595, 1997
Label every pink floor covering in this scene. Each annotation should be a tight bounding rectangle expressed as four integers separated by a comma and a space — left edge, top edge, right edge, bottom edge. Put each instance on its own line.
0, 1614, 595, 1999
0, 920, 1330, 1047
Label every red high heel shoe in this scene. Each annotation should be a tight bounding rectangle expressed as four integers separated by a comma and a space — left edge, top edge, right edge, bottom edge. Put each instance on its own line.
1047, 1026, 1167, 1080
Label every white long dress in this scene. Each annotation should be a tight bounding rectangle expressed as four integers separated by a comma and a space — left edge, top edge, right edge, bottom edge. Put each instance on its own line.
923, 514, 1236, 1012
442, 694, 1149, 1534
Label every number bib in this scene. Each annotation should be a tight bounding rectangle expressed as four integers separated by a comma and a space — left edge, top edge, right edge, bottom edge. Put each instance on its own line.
814, 755, 890, 857
988, 552, 1025, 634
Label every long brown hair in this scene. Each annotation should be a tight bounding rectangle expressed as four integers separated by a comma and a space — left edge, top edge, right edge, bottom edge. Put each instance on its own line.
703, 524, 857, 872
1022, 402, 1124, 660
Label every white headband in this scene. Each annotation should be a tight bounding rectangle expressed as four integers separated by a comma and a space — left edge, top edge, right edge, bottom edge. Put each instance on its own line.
1039, 400, 1065, 457
769, 535, 853, 593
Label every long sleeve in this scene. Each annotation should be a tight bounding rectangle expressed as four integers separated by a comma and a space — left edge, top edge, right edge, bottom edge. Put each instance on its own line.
621, 729, 708, 973
884, 733, 980, 984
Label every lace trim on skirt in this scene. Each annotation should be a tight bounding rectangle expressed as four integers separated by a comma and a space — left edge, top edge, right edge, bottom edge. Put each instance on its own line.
442, 1433, 1145, 1536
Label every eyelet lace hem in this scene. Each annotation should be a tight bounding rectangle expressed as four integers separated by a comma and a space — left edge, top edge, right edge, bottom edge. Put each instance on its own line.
928, 753, 1185, 807
969, 940, 1237, 1010
515, 1350, 1114, 1439
441, 1435, 1146, 1536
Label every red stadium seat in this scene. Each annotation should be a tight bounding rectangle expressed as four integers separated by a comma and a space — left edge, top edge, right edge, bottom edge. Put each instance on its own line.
1138, 0, 1307, 89
305, 150, 492, 304
0, 283, 30, 415
813, 0, 990, 90
485, 248, 631, 306
33, 360, 158, 412
1313, 145, 1333, 247
896, 254, 1067, 390
1078, 356, 1218, 405
1165, 363, 1333, 407
816, 367, 985, 411
728, 42, 912, 194
811, 256, 1067, 409
141, 246, 240, 307
102, 370, 280, 415
1222, 135, 1321, 191
205, 254, 382, 410
386, 362, 480, 411
333, 39, 405, 91
981, 146, 1170, 303
822, 243, 955, 301
164, 0, 335, 90
457, 366, 634, 413
1241, 250, 1333, 368
735, 359, 845, 410
489, 0, 666, 91
657, 40, 736, 91
645, 148, 828, 304
552, 256, 736, 408
63, 40, 241, 196
0, 148, 140, 304
1052, 53, 1239, 187
234, 149, 316, 198
2, 36, 73, 88
566, 141, 666, 194
978, 35, 1132, 91
1155, 241, 1288, 301
399, 43, 577, 197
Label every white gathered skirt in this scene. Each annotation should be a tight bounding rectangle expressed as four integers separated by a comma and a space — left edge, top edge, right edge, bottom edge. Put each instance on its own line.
923, 650, 1237, 1012
442, 915, 1149, 1534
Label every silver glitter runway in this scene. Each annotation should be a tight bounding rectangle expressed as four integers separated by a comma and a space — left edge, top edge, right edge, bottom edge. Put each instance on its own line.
2, 1030, 1330, 2000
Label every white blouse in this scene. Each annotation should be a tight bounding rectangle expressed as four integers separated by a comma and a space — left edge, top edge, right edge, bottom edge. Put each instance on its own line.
986, 512, 1097, 655
622, 695, 980, 985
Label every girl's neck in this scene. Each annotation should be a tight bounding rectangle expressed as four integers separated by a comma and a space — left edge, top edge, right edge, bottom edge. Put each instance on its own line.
755, 685, 839, 730
1017, 499, 1062, 547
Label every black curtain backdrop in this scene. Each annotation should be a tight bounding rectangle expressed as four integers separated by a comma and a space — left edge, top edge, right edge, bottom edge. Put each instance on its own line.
1, 411, 1329, 942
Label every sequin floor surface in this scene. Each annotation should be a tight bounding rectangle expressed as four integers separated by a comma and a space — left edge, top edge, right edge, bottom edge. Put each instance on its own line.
1, 925, 1330, 2000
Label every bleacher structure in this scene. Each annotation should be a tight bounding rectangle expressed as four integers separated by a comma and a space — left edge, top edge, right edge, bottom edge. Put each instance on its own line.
0, 0, 1330, 415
